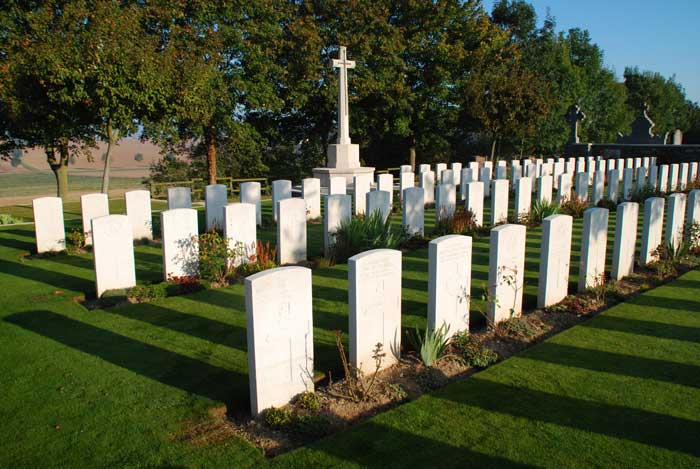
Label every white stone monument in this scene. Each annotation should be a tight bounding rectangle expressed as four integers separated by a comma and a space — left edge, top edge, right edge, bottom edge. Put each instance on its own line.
575, 172, 589, 202
167, 187, 192, 210
377, 173, 394, 206
578, 207, 609, 292
329, 176, 347, 195
205, 184, 227, 232
272, 179, 292, 223
420, 171, 435, 205
277, 198, 307, 264
161, 208, 199, 281
611, 202, 639, 280
399, 171, 415, 200
125, 190, 153, 241
538, 214, 572, 308
81, 193, 109, 246
592, 171, 605, 206
490, 179, 509, 225
302, 178, 321, 220
245, 266, 314, 417
428, 235, 472, 334
607, 169, 620, 202
435, 184, 456, 222
465, 181, 484, 226
353, 174, 371, 216
665, 193, 686, 249
538, 175, 553, 204
622, 168, 634, 200
224, 203, 257, 267
402, 187, 425, 237
639, 197, 665, 266
240, 182, 262, 225
515, 177, 532, 218
366, 190, 391, 222
349, 249, 402, 373
92, 215, 135, 297
33, 197, 65, 253
324, 194, 351, 258
480, 167, 492, 197
488, 224, 526, 324
557, 174, 572, 204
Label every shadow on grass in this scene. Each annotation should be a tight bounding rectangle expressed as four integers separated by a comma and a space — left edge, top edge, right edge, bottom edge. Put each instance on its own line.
4, 310, 248, 406
580, 315, 700, 343
0, 258, 91, 292
524, 342, 700, 388
632, 294, 700, 312
437, 377, 700, 457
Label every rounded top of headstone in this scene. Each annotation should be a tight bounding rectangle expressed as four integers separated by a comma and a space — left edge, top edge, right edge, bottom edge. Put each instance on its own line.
490, 223, 526, 234
430, 234, 472, 246
81, 192, 108, 201
206, 184, 227, 190
244, 265, 311, 284
348, 248, 401, 264
543, 213, 573, 224
126, 189, 150, 196
162, 207, 197, 217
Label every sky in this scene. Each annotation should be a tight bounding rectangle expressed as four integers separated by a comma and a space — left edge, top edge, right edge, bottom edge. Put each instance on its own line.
481, 0, 700, 103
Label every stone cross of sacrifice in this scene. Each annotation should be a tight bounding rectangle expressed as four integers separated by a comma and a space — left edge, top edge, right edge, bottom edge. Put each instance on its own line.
333, 46, 356, 145
565, 104, 586, 144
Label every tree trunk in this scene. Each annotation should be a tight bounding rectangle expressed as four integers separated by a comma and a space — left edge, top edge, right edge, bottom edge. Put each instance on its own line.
409, 145, 416, 172
101, 121, 118, 194
206, 125, 217, 185
490, 136, 498, 162
47, 142, 70, 200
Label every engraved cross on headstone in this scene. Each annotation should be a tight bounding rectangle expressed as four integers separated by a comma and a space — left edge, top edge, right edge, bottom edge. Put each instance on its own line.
332, 46, 356, 145
565, 104, 586, 144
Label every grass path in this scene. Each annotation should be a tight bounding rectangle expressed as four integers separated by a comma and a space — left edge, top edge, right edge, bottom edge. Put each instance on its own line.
0, 199, 698, 467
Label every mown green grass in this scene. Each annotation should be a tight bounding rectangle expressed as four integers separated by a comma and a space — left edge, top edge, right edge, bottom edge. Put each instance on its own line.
0, 172, 143, 198
1, 195, 696, 467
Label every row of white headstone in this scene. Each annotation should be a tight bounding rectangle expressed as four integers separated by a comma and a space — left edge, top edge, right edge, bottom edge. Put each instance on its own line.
245, 187, 700, 416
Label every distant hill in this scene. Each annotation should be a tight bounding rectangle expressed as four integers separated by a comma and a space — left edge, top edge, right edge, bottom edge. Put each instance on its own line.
0, 137, 165, 178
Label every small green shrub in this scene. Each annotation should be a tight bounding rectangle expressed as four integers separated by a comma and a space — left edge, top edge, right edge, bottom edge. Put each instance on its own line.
495, 316, 536, 340
596, 197, 617, 210
407, 323, 451, 367
262, 407, 293, 430
331, 211, 404, 263
295, 392, 321, 412
66, 228, 86, 254
236, 240, 278, 276
0, 214, 23, 225
559, 197, 587, 218
197, 231, 233, 284
630, 184, 659, 202
292, 414, 332, 439
127, 283, 167, 303
650, 241, 690, 278
529, 200, 560, 225
451, 331, 498, 368
433, 207, 479, 236
386, 383, 408, 401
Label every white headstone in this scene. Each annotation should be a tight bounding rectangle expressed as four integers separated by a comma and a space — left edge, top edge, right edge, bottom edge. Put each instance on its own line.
324, 194, 352, 258
428, 235, 472, 334
668, 164, 679, 192
302, 178, 321, 220
488, 224, 526, 324
400, 164, 412, 173
690, 162, 698, 184
377, 174, 394, 206
205, 184, 227, 232
611, 202, 639, 280
468, 162, 479, 175
240, 182, 262, 225
349, 249, 402, 373
490, 179, 509, 225
607, 158, 616, 171
665, 193, 686, 249
607, 169, 620, 202
420, 170, 435, 205
33, 197, 65, 253
578, 207, 609, 292
167, 187, 192, 210
538, 175, 553, 204
329, 176, 347, 195
557, 174, 572, 204
353, 174, 371, 216
441, 169, 455, 186
435, 163, 447, 180
640, 197, 665, 266
125, 190, 153, 241
625, 158, 633, 169
622, 168, 634, 201
367, 190, 391, 222
402, 187, 425, 237
495, 165, 507, 180
575, 172, 589, 202
245, 266, 314, 417
272, 179, 292, 223
538, 214, 573, 308
465, 181, 484, 226
510, 164, 523, 192
616, 159, 625, 180
648, 164, 659, 191
460, 168, 476, 200
679, 163, 689, 191
419, 164, 431, 174
81, 193, 109, 246
399, 171, 415, 199
451, 162, 462, 185
224, 203, 257, 267
479, 167, 492, 197
515, 177, 532, 218
635, 166, 647, 193
658, 165, 669, 193
592, 171, 605, 205
92, 215, 135, 297
687, 190, 700, 247
161, 208, 199, 281
436, 184, 456, 222
277, 198, 307, 264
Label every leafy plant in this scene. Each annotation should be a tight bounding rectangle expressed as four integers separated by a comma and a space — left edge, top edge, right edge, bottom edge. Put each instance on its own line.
331, 212, 404, 263
196, 231, 234, 285
262, 407, 293, 430
66, 228, 86, 254
529, 199, 560, 225
386, 383, 408, 401
630, 184, 659, 202
236, 240, 278, 277
166, 275, 203, 295
451, 331, 498, 368
126, 283, 167, 303
328, 331, 384, 403
433, 207, 479, 236
291, 414, 332, 439
406, 323, 451, 367
559, 197, 587, 218
596, 197, 617, 210
295, 392, 321, 412
495, 317, 536, 340
0, 214, 23, 225
650, 241, 690, 278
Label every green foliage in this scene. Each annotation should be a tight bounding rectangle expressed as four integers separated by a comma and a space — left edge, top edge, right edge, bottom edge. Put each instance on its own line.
596, 198, 617, 210
495, 316, 536, 340
134, 153, 144, 162
650, 241, 691, 279
451, 331, 498, 369
66, 228, 86, 254
295, 392, 321, 413
196, 232, 233, 285
407, 324, 452, 367
126, 284, 167, 303
529, 199, 560, 225
332, 212, 403, 263
262, 407, 293, 430
433, 207, 480, 236
292, 414, 332, 439
0, 214, 23, 225
559, 197, 588, 218
630, 184, 660, 203
235, 241, 278, 277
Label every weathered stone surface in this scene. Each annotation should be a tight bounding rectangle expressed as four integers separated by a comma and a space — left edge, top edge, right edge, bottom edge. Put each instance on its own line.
465, 181, 484, 226
420, 170, 436, 205
400, 165, 412, 173
272, 180, 292, 223
648, 164, 659, 191
224, 203, 257, 267
480, 167, 492, 197
668, 164, 679, 192
161, 208, 199, 281
490, 179, 509, 225
515, 177, 532, 217
451, 162, 462, 185
33, 197, 65, 253
377, 174, 394, 205
635, 166, 647, 193
330, 176, 347, 195
460, 168, 475, 200
92, 215, 135, 297
665, 193, 686, 249
679, 163, 689, 191
435, 163, 447, 180
81, 193, 109, 246
538, 214, 572, 308
640, 197, 664, 266
419, 164, 431, 174
125, 190, 153, 241
488, 224, 526, 324
622, 168, 634, 200
277, 198, 307, 264
428, 235, 472, 334
592, 171, 605, 205
607, 169, 620, 202
611, 202, 639, 280
575, 172, 589, 202
538, 175, 553, 204
353, 174, 371, 216
578, 207, 609, 292
366, 190, 391, 222
245, 266, 314, 417
399, 172, 415, 199
240, 182, 262, 225
324, 194, 352, 258
205, 184, 228, 232
349, 249, 402, 373
302, 178, 321, 220
402, 187, 425, 237
658, 165, 669, 193
436, 184, 456, 222
167, 187, 192, 210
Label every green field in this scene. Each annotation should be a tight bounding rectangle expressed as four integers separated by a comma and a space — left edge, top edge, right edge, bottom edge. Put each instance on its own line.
0, 172, 144, 199
1, 198, 698, 467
